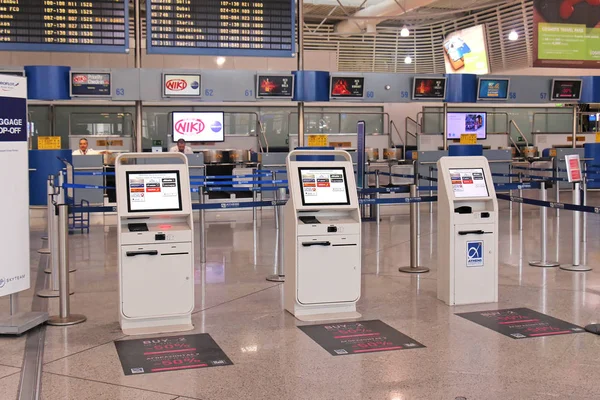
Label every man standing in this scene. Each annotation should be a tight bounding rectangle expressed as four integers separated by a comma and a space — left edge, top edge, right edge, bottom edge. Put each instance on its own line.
169, 138, 193, 154
72, 138, 99, 155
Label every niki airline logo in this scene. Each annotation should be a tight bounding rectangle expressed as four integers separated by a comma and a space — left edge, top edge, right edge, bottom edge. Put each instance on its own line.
466, 241, 484, 267
166, 79, 199, 92
72, 75, 88, 84
0, 80, 19, 92
175, 119, 205, 135
0, 278, 5, 288
211, 121, 222, 133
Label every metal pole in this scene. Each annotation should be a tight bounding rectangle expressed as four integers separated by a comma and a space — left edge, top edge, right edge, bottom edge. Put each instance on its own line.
509, 164, 513, 211
561, 182, 591, 271
375, 170, 380, 226
134, 0, 143, 152
399, 185, 429, 274
429, 166, 433, 214
9, 294, 17, 315
199, 186, 206, 264
529, 182, 559, 267
37, 176, 53, 255
297, 0, 305, 148
582, 172, 587, 243
47, 204, 86, 326
272, 171, 279, 230
267, 187, 286, 282
252, 168, 257, 223
443, 103, 448, 151
555, 160, 560, 218
518, 173, 523, 231
572, 106, 577, 149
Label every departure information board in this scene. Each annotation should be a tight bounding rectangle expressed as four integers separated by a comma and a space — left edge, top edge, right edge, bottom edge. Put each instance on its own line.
146, 0, 295, 57
0, 0, 129, 53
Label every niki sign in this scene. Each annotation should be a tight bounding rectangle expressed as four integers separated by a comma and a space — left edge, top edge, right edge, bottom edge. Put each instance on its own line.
171, 112, 224, 142
163, 74, 201, 97
0, 73, 30, 297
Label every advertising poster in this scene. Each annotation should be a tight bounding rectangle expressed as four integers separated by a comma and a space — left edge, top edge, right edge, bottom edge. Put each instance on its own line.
443, 24, 490, 74
163, 74, 201, 97
478, 79, 510, 100
114, 334, 233, 375
0, 74, 30, 297
412, 78, 446, 100
534, 0, 600, 68
298, 320, 425, 356
457, 308, 585, 339
330, 77, 365, 99
256, 75, 294, 98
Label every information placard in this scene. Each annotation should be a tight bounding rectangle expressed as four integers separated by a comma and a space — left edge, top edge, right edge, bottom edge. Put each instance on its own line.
146, 0, 295, 57
459, 134, 478, 144
0, 1, 128, 53
38, 136, 61, 150
565, 154, 582, 183
307, 135, 328, 147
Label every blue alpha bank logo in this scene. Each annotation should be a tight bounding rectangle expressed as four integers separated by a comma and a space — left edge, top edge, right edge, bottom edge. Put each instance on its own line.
466, 241, 484, 267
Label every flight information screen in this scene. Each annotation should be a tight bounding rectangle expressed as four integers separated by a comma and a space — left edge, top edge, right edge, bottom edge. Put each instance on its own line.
146, 0, 294, 57
0, 0, 129, 52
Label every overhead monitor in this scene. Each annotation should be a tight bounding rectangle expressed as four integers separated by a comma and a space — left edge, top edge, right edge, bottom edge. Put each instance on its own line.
163, 74, 201, 97
70, 72, 111, 97
298, 167, 350, 206
256, 74, 294, 99
126, 171, 183, 213
0, 70, 25, 77
551, 79, 582, 101
171, 111, 224, 142
449, 168, 489, 198
446, 112, 487, 140
412, 77, 446, 100
330, 76, 365, 99
477, 78, 510, 100
443, 24, 490, 75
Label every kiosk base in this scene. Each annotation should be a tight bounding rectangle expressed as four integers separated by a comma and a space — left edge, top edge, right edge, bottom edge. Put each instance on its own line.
0, 312, 48, 335
287, 303, 361, 322
290, 310, 362, 322
121, 316, 193, 336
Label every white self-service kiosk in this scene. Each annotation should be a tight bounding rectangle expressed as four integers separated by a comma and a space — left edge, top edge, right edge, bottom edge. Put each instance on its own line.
437, 156, 498, 306
284, 150, 362, 321
116, 153, 194, 335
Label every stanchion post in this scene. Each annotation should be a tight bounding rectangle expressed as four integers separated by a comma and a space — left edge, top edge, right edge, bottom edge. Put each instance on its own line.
509, 163, 513, 211
518, 172, 523, 231
252, 168, 257, 223
555, 161, 560, 218
272, 171, 279, 230
529, 181, 559, 268
375, 170, 380, 226
399, 185, 429, 274
560, 181, 591, 272
37, 176, 53, 255
582, 169, 587, 244
266, 187, 286, 282
47, 203, 86, 326
199, 186, 206, 264
429, 166, 433, 214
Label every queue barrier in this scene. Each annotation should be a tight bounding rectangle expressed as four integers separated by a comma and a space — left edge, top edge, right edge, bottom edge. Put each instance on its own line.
190, 179, 288, 186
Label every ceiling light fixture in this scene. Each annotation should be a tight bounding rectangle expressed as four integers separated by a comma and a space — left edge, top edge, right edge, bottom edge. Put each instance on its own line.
404, 56, 412, 64
508, 30, 518, 41
216, 56, 226, 66
400, 26, 410, 37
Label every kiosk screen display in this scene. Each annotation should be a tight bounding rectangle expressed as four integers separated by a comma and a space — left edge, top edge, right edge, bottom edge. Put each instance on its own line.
298, 167, 350, 206
126, 171, 183, 212
449, 168, 489, 198
447, 112, 487, 140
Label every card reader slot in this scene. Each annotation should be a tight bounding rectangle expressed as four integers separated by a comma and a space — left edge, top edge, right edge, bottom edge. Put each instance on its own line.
160, 252, 189, 256
457, 230, 489, 236
302, 241, 331, 247
331, 244, 357, 247
126, 250, 159, 257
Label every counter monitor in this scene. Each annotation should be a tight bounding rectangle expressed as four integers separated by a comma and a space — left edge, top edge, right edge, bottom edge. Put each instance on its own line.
126, 171, 183, 213
70, 72, 112, 97
551, 79, 582, 101
330, 77, 365, 99
171, 112, 224, 142
446, 112, 487, 140
298, 167, 350, 206
477, 78, 510, 100
449, 168, 489, 198
412, 77, 446, 100
163, 74, 202, 97
256, 75, 294, 98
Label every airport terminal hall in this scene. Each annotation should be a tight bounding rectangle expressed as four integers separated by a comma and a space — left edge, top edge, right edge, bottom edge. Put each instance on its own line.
4, 0, 600, 399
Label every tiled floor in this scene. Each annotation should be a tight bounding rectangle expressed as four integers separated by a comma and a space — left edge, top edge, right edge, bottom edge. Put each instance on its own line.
3, 195, 600, 400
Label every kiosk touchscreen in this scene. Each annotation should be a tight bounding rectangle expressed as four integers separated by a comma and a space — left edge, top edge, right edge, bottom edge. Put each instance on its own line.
284, 151, 361, 321
116, 153, 194, 335
437, 157, 498, 306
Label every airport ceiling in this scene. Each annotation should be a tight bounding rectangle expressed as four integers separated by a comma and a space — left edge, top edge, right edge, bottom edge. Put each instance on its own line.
131, 0, 533, 73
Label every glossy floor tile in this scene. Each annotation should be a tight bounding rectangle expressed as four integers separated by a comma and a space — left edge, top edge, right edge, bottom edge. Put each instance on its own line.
4, 192, 600, 400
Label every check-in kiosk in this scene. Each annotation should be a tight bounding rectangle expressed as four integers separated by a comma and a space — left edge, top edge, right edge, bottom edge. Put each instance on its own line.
437, 156, 498, 306
284, 150, 361, 321
116, 153, 194, 335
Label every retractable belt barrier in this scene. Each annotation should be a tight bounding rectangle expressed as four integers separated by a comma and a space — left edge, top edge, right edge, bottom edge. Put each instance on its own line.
496, 193, 600, 214
190, 179, 288, 186
256, 169, 287, 174
63, 183, 115, 190
189, 173, 271, 180
73, 171, 115, 176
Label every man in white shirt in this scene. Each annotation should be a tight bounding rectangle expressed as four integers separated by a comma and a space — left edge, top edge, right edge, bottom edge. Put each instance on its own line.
169, 139, 193, 154
72, 138, 100, 155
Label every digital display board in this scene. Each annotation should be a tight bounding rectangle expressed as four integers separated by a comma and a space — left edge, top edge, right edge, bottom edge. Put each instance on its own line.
0, 1, 128, 53
298, 167, 350, 206
171, 112, 224, 142
126, 171, 183, 213
146, 0, 295, 57
256, 74, 293, 98
447, 112, 487, 140
449, 168, 489, 198
551, 79, 582, 101
477, 79, 510, 100
412, 77, 446, 100
70, 72, 111, 97
330, 77, 365, 99
163, 74, 202, 97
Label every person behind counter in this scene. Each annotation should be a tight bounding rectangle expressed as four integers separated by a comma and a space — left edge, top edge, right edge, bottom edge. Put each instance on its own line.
72, 138, 100, 155
169, 138, 193, 154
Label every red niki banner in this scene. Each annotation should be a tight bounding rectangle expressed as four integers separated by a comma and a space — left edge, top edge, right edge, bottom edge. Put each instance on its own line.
533, 0, 600, 68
